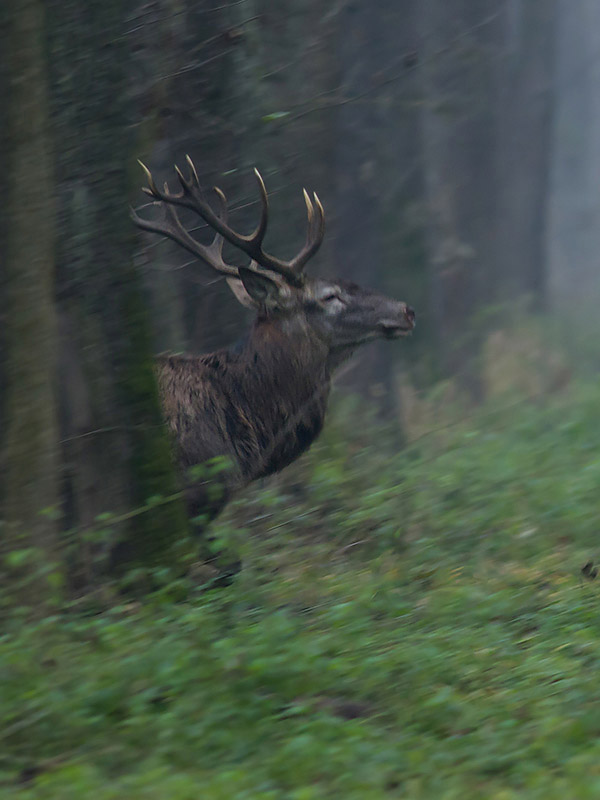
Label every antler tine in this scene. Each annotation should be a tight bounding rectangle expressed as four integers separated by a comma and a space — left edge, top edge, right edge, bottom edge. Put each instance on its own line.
174, 163, 192, 194
138, 159, 184, 205
212, 185, 228, 224
185, 153, 201, 188
252, 168, 269, 249
303, 188, 315, 227
288, 189, 325, 273
138, 159, 161, 197
211, 184, 271, 278
204, 185, 230, 268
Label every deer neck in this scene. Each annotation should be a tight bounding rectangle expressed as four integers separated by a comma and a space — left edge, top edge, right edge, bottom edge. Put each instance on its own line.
245, 316, 331, 403
238, 317, 332, 479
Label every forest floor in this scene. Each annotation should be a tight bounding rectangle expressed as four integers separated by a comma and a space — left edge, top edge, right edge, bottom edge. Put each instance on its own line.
3, 378, 600, 799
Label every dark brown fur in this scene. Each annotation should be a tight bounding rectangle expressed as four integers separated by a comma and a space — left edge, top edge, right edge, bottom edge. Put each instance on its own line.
134, 159, 415, 532
157, 316, 331, 522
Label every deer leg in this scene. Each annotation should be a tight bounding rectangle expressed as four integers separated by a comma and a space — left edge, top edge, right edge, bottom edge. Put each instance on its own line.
185, 479, 241, 584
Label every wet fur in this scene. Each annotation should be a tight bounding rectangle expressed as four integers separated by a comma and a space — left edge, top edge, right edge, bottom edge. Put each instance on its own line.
157, 316, 331, 522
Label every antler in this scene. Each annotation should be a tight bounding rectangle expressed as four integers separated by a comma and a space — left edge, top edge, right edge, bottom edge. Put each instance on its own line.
131, 156, 325, 288
131, 167, 238, 278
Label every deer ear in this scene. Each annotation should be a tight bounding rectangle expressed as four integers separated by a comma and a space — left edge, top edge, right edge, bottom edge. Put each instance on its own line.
235, 267, 281, 307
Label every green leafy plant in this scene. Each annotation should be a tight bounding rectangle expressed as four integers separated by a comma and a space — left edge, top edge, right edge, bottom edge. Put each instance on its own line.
2, 379, 600, 798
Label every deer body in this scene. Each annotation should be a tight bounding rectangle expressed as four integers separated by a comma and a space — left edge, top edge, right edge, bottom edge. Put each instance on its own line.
157, 318, 331, 518
133, 158, 415, 525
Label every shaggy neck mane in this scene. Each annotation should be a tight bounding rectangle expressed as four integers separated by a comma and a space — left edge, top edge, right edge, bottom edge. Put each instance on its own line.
157, 315, 334, 499
232, 316, 332, 479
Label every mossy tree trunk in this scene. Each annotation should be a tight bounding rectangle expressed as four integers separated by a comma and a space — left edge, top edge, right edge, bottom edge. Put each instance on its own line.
2, 0, 60, 598
48, 0, 189, 577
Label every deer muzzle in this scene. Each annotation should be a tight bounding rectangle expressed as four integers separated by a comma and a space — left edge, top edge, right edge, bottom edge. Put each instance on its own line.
379, 305, 416, 338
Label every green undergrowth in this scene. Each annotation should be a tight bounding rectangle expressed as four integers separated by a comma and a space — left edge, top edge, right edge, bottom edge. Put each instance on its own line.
3, 380, 600, 798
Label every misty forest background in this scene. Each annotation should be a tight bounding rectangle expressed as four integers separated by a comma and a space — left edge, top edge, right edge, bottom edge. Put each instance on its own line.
3, 1, 600, 797
2, 0, 599, 572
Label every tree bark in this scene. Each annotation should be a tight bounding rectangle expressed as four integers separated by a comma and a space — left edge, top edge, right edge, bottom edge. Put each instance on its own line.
49, 0, 189, 577
495, 0, 557, 307
333, 0, 392, 407
2, 0, 61, 594
547, 0, 599, 310
418, 0, 500, 392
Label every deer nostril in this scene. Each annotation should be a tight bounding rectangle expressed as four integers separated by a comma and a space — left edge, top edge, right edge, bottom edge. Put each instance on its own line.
405, 305, 416, 324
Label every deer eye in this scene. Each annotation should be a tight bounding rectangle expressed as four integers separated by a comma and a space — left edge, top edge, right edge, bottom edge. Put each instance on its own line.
322, 293, 341, 303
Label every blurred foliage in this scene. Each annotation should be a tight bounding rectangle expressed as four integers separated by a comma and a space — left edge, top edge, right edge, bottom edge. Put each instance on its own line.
0, 2, 597, 795
2, 360, 600, 797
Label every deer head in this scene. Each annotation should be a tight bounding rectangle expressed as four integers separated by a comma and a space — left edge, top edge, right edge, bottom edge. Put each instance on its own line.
131, 157, 415, 364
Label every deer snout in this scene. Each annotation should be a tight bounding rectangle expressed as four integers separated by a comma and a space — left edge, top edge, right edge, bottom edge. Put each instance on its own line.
378, 303, 415, 339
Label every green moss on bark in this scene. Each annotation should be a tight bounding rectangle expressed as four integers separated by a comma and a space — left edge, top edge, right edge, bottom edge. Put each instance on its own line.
2, 0, 61, 600
48, 0, 189, 574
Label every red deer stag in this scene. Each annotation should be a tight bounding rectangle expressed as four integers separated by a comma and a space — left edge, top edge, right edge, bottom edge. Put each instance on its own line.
132, 157, 415, 526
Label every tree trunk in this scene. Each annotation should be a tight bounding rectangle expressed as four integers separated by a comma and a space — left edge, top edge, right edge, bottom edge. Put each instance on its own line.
334, 0, 392, 407
2, 0, 61, 598
547, 0, 600, 311
418, 0, 500, 393
494, 0, 557, 307
49, 0, 189, 578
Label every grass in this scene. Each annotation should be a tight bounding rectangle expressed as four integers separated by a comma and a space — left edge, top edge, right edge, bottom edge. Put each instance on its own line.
2, 376, 600, 799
